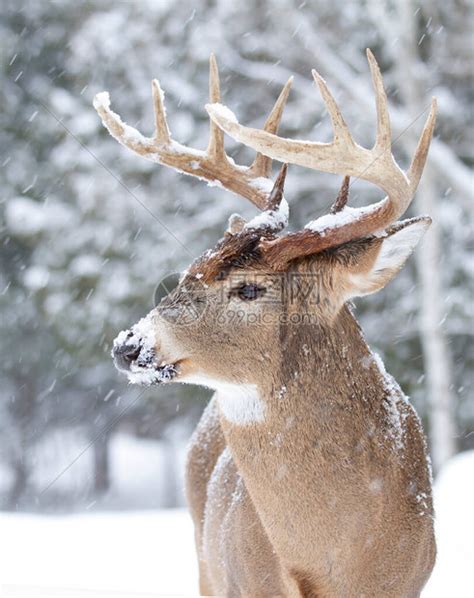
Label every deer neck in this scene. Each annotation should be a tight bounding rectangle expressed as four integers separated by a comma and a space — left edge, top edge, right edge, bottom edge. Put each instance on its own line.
217, 303, 385, 431
215, 304, 395, 563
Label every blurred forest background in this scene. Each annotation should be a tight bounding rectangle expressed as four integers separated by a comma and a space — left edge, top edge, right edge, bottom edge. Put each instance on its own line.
0, 0, 472, 512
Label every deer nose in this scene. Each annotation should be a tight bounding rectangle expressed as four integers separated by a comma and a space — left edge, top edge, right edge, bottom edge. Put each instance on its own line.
113, 342, 141, 371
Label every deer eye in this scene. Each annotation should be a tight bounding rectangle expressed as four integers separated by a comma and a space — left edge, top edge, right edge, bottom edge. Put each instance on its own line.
235, 283, 266, 301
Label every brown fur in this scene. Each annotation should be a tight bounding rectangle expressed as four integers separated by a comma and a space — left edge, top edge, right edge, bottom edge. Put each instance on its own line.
290, 569, 321, 598
188, 229, 270, 283
187, 305, 434, 597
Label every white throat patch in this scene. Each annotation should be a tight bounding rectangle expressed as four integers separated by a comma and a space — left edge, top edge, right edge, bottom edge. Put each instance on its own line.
216, 383, 265, 425
181, 373, 265, 425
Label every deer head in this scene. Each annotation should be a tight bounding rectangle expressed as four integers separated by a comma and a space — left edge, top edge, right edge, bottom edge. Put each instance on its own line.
94, 51, 436, 394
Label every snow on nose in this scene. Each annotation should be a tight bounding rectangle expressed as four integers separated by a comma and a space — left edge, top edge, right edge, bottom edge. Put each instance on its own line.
112, 317, 157, 372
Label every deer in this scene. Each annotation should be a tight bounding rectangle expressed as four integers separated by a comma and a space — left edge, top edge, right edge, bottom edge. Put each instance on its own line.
94, 50, 436, 597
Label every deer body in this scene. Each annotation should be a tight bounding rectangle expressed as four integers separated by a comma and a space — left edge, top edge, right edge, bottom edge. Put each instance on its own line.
185, 304, 435, 597
96, 51, 436, 596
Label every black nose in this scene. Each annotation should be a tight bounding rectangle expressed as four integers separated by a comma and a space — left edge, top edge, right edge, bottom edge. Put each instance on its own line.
113, 342, 141, 371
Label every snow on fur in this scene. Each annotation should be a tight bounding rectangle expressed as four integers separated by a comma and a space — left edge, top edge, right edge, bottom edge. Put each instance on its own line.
244, 197, 289, 231
305, 204, 382, 236
372, 351, 408, 451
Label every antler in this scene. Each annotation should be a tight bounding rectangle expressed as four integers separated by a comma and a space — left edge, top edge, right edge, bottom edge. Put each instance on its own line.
93, 54, 292, 214
206, 50, 437, 264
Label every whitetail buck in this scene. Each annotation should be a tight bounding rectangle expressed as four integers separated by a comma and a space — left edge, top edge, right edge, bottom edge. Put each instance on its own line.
95, 50, 436, 597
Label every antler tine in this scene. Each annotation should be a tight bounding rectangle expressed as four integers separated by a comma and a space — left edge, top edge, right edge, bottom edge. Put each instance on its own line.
94, 54, 296, 213
366, 49, 391, 152
151, 79, 171, 145
249, 77, 293, 178
208, 50, 436, 261
207, 53, 226, 160
311, 70, 354, 147
93, 91, 151, 153
330, 176, 350, 214
266, 163, 288, 211
408, 98, 438, 194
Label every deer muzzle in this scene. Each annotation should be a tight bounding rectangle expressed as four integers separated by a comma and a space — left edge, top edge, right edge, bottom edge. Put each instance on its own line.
112, 331, 142, 371
112, 320, 178, 385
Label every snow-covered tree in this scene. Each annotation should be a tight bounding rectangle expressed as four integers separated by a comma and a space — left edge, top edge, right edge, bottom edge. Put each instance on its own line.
1, 0, 471, 508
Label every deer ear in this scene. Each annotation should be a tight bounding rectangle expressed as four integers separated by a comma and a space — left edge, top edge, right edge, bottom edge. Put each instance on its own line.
343, 217, 431, 298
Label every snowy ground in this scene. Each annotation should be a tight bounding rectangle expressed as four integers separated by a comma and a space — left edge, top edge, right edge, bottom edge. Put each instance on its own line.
1, 452, 472, 597
422, 450, 474, 598
0, 510, 198, 597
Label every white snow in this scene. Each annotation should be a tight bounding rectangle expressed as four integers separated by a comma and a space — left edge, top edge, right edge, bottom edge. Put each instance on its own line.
126, 316, 156, 360
92, 91, 111, 111
206, 178, 224, 188
372, 351, 406, 403
0, 451, 472, 596
0, 510, 198, 597
205, 102, 238, 124
126, 365, 176, 386
422, 451, 474, 597
108, 433, 188, 509
244, 197, 289, 232
207, 447, 232, 496
305, 204, 380, 236
371, 351, 408, 451
94, 91, 150, 147
248, 176, 275, 194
